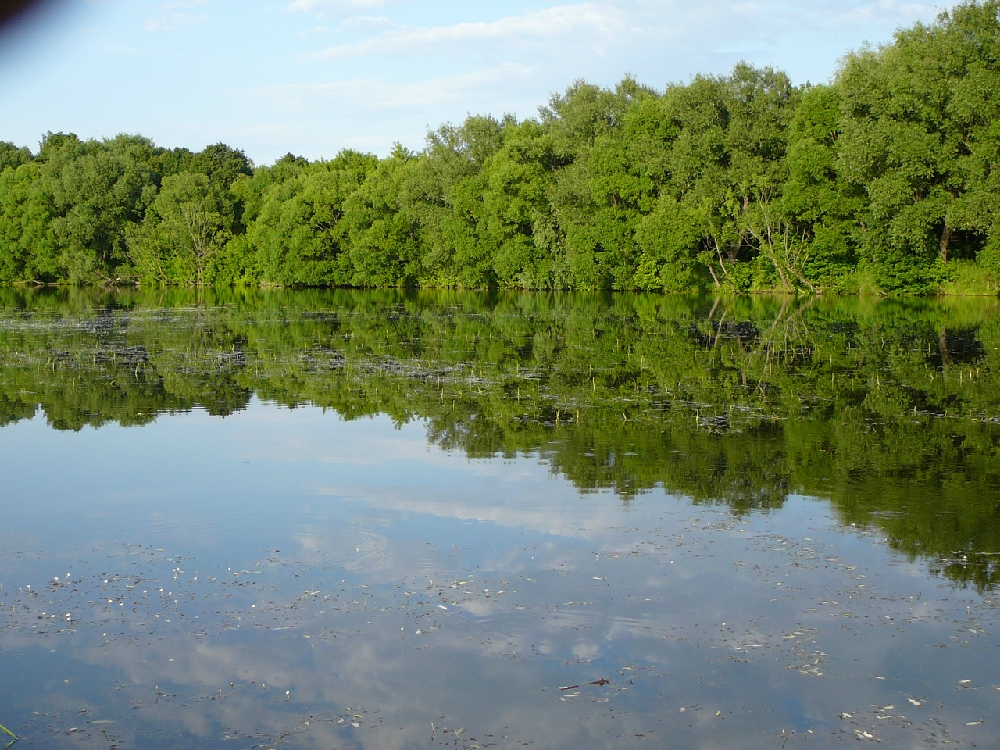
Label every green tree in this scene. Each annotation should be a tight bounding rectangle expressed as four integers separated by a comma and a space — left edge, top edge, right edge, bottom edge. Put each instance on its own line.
477, 120, 566, 288
0, 141, 32, 173
544, 78, 667, 290
781, 84, 865, 289
394, 116, 507, 288
657, 65, 798, 291
0, 162, 59, 282
38, 133, 161, 283
127, 172, 232, 285
837, 1, 1000, 290
189, 143, 253, 189
250, 151, 377, 287
341, 146, 423, 287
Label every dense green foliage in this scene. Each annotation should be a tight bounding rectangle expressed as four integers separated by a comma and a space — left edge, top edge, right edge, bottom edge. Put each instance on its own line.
5, 3, 1000, 294
1, 288, 999, 588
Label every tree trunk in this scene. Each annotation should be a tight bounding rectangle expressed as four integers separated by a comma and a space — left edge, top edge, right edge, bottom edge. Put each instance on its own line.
940, 223, 952, 262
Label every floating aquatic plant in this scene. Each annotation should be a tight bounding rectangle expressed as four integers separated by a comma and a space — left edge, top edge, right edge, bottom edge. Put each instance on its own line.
0, 721, 17, 749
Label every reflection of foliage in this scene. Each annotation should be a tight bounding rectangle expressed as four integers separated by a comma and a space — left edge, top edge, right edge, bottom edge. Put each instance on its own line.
2, 289, 1000, 589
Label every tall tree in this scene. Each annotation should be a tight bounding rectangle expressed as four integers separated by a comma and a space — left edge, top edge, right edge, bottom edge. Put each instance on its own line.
128, 172, 232, 285
37, 133, 161, 283
781, 84, 865, 289
837, 0, 1000, 289
0, 162, 58, 282
250, 151, 377, 287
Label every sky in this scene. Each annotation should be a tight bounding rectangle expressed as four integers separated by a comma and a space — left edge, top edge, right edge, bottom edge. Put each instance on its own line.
0, 0, 943, 165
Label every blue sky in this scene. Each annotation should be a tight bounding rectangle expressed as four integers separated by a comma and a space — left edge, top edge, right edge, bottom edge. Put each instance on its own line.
0, 0, 941, 164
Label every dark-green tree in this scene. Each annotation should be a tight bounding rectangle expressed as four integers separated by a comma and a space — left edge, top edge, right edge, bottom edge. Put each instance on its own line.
837, 0, 1000, 290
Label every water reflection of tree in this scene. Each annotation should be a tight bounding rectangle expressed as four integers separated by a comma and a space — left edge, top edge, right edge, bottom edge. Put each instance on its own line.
1, 288, 999, 588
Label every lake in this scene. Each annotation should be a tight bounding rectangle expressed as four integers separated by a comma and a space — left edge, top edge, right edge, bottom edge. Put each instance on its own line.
0, 288, 998, 749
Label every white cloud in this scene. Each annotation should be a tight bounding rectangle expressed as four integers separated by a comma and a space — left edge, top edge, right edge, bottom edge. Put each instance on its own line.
714, 0, 936, 32
143, 1, 212, 32
829, 0, 937, 26
157, 0, 211, 9
143, 12, 210, 31
288, 0, 388, 15
339, 14, 395, 30
311, 4, 624, 59
236, 63, 536, 114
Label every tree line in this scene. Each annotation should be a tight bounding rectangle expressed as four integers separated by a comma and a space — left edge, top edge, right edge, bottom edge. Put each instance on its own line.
4, 1, 1000, 294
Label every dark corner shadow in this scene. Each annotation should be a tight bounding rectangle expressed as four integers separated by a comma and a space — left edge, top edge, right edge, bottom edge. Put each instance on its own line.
0, 0, 57, 32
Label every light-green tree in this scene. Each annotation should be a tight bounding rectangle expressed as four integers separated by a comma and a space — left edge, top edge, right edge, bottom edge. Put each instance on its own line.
128, 172, 232, 285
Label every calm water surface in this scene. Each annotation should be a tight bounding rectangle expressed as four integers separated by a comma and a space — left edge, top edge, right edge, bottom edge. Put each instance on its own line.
1, 289, 999, 749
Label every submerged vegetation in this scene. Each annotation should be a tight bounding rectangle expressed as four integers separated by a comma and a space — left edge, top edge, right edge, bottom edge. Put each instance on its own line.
1, 288, 999, 589
5, 3, 1000, 294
